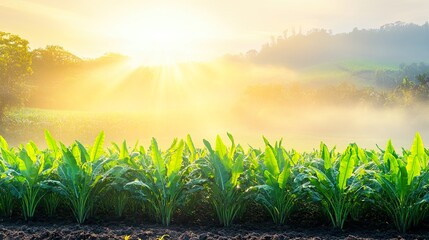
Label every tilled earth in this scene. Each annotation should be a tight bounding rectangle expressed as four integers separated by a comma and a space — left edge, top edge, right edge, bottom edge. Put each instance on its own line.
0, 203, 428, 240
1, 218, 429, 240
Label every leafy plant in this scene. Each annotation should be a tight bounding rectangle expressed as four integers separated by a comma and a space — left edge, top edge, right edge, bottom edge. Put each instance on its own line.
0, 141, 54, 220
371, 134, 429, 232
200, 134, 247, 227
298, 142, 370, 229
249, 138, 298, 225
2, 131, 429, 232
126, 138, 203, 226
47, 132, 118, 223
106, 140, 138, 218
0, 136, 15, 217
40, 131, 62, 216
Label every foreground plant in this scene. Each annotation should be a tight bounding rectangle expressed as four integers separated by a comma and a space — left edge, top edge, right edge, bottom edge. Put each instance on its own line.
1, 130, 429, 232
126, 138, 203, 226
47, 132, 118, 223
298, 143, 370, 229
200, 134, 247, 227
0, 136, 15, 217
0, 141, 54, 221
106, 140, 137, 218
40, 131, 62, 216
249, 138, 298, 225
371, 134, 429, 232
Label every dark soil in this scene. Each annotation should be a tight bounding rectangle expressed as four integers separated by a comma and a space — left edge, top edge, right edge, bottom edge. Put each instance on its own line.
1, 217, 429, 240
0, 201, 428, 239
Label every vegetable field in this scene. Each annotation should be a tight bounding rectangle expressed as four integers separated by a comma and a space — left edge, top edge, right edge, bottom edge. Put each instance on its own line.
1, 132, 429, 239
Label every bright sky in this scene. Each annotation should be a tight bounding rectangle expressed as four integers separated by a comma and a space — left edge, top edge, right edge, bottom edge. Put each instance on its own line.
1, 0, 429, 65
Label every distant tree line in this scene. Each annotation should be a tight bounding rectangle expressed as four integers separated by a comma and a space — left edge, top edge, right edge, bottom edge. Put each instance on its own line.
0, 31, 131, 118
29, 45, 129, 109
375, 62, 429, 88
247, 22, 429, 68
242, 73, 429, 108
2, 23, 429, 120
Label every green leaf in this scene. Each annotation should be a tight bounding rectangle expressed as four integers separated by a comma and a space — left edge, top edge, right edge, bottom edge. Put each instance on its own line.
151, 138, 165, 175
62, 149, 79, 177
167, 140, 184, 177
291, 150, 301, 166
338, 147, 356, 190
311, 166, 328, 182
90, 131, 105, 161
406, 155, 421, 184
203, 139, 214, 154
320, 142, 331, 169
262, 136, 271, 147
215, 135, 227, 159
384, 140, 399, 173
263, 170, 277, 187
230, 154, 243, 186
385, 152, 399, 174
278, 164, 291, 190
18, 149, 32, 172
76, 141, 89, 164
357, 147, 368, 164
384, 140, 396, 157
186, 134, 196, 163
211, 154, 227, 191
398, 165, 408, 192
410, 132, 428, 167
367, 150, 380, 166
119, 140, 128, 160
227, 133, 236, 160
0, 135, 9, 150
45, 130, 60, 159
411, 133, 424, 157
264, 146, 280, 177
25, 142, 37, 163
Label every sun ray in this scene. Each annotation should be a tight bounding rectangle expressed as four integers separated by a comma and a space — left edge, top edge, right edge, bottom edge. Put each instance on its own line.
100, 5, 218, 67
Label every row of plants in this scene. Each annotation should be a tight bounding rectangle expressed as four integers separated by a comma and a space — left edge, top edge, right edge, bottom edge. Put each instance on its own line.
0, 132, 429, 233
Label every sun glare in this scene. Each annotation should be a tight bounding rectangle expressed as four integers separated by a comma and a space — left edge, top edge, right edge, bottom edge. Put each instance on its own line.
106, 6, 216, 67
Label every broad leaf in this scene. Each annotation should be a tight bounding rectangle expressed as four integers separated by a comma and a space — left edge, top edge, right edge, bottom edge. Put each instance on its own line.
338, 147, 356, 190
90, 131, 105, 162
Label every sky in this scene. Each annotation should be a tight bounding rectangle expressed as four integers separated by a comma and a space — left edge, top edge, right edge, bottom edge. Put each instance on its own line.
1, 0, 429, 65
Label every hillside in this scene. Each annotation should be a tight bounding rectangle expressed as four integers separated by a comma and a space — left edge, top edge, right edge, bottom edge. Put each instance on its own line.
247, 22, 429, 68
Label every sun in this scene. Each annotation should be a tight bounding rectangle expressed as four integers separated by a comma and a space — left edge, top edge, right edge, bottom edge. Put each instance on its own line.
107, 6, 216, 67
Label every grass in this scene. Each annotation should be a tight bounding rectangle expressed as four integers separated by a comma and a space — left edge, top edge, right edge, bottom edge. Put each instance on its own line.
298, 60, 399, 86
1, 104, 426, 152
1, 107, 235, 148
1, 108, 157, 147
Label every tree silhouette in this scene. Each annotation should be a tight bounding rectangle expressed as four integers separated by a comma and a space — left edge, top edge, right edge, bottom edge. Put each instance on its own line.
0, 32, 32, 120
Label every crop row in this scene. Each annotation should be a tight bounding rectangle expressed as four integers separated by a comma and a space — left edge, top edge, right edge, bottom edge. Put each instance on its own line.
0, 132, 428, 233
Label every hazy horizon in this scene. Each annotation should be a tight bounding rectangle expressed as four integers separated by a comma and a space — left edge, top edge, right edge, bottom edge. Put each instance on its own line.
2, 0, 429, 65
2, 1, 429, 150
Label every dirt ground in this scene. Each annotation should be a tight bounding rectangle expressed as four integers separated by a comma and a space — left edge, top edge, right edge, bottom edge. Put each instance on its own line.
1, 219, 429, 240
0, 202, 428, 240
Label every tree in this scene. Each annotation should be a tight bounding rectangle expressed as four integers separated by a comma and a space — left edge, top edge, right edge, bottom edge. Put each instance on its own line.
32, 45, 81, 67
30, 45, 82, 88
0, 32, 32, 120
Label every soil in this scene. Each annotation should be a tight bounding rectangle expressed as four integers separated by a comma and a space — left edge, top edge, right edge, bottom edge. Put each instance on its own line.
1, 217, 429, 240
0, 201, 428, 239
